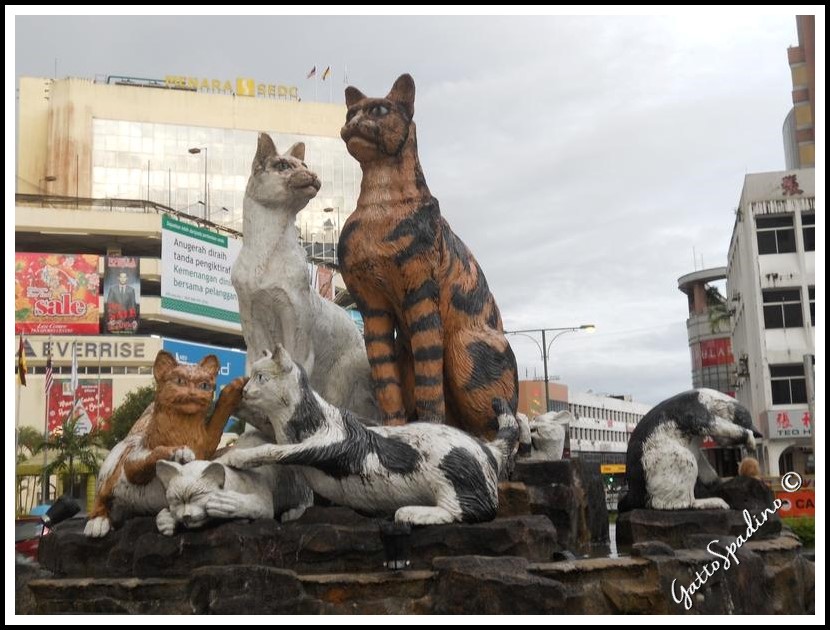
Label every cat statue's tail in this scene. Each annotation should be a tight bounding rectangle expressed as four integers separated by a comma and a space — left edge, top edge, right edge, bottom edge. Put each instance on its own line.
487, 398, 521, 480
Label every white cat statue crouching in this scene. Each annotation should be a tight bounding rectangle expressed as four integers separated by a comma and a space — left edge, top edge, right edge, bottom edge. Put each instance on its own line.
154, 430, 311, 535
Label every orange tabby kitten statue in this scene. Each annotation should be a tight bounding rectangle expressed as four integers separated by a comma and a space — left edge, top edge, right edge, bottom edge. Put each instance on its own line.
84, 351, 246, 537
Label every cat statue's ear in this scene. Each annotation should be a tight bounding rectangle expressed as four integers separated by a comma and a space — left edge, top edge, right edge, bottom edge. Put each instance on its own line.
253, 132, 278, 174
153, 350, 178, 383
387, 74, 415, 119
199, 354, 221, 377
287, 142, 305, 162
156, 460, 182, 489
272, 343, 294, 373
202, 462, 226, 489
345, 86, 367, 108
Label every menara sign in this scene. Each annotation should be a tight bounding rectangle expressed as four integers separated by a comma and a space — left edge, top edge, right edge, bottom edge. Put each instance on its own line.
164, 75, 299, 100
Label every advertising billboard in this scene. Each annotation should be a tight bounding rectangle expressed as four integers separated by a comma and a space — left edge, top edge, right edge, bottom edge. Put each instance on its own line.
15, 253, 100, 334
104, 256, 140, 334
699, 338, 734, 367
47, 379, 113, 434
160, 215, 241, 330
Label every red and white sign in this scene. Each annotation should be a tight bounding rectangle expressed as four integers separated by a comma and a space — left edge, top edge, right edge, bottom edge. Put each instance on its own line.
766, 409, 812, 439
699, 338, 734, 367
47, 379, 113, 434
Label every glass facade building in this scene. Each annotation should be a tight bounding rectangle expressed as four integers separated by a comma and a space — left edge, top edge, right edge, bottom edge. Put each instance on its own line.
91, 119, 360, 237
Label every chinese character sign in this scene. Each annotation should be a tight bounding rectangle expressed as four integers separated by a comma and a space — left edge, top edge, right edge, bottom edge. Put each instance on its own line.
767, 409, 811, 438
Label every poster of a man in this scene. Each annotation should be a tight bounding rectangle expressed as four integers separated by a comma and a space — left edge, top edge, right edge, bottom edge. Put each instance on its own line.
104, 257, 140, 334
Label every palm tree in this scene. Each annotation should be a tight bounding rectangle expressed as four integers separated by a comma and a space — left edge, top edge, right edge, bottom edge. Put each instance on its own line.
34, 416, 104, 498
16, 426, 43, 464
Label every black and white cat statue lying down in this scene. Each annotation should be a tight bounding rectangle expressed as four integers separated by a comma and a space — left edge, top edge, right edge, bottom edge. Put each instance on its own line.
224, 345, 520, 525
618, 388, 762, 511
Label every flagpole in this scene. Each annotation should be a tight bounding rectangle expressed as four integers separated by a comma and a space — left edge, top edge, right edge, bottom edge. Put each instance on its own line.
41, 337, 52, 505
97, 352, 102, 430
15, 363, 22, 515
70, 340, 78, 423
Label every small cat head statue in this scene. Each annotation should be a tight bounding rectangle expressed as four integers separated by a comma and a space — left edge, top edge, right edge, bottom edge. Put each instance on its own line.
246, 132, 321, 211
154, 350, 220, 416
156, 460, 223, 529
341, 73, 417, 163
244, 344, 309, 444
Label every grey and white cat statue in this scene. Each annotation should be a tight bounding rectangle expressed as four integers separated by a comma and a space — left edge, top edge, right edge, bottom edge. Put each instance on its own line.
224, 345, 520, 525
618, 388, 762, 512
231, 133, 377, 419
154, 429, 312, 535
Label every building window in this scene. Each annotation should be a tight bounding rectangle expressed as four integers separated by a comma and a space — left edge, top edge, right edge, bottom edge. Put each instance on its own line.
756, 216, 796, 254
762, 289, 804, 329
770, 364, 808, 405
809, 286, 815, 326
802, 213, 815, 251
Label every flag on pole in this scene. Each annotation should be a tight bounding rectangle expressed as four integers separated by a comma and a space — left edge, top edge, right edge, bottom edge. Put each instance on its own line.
322, 66, 331, 81
17, 333, 27, 386
70, 341, 79, 395
44, 352, 53, 396
306, 65, 317, 79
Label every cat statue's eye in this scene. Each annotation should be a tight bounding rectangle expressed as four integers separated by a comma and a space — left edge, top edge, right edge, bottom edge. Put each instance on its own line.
175, 376, 186, 386
370, 105, 389, 117
256, 373, 269, 384
198, 382, 213, 391
276, 162, 292, 172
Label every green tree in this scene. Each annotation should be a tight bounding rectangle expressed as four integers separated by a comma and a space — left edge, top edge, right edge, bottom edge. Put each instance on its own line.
100, 384, 155, 449
17, 426, 43, 464
34, 416, 105, 498
706, 285, 731, 333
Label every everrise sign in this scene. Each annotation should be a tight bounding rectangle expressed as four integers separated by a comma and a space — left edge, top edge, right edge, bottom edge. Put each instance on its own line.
164, 75, 299, 100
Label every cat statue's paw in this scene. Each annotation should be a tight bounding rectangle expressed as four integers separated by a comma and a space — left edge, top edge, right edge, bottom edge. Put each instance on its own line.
171, 447, 195, 464
693, 497, 731, 510
205, 490, 243, 518
156, 508, 177, 536
280, 506, 308, 523
217, 376, 247, 409
84, 516, 111, 538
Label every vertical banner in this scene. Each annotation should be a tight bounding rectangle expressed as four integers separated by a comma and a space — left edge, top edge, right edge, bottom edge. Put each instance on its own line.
47, 379, 113, 434
160, 216, 241, 329
104, 256, 140, 334
15, 253, 100, 334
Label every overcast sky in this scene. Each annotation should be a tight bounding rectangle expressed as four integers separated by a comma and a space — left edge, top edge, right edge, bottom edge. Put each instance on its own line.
9, 9, 814, 405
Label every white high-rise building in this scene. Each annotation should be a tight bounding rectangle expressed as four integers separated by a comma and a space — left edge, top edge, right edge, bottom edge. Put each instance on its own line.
726, 169, 815, 477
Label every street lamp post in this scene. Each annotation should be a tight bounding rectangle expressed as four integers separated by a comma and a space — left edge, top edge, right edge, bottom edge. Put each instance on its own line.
323, 206, 341, 262
188, 146, 208, 221
505, 325, 596, 413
